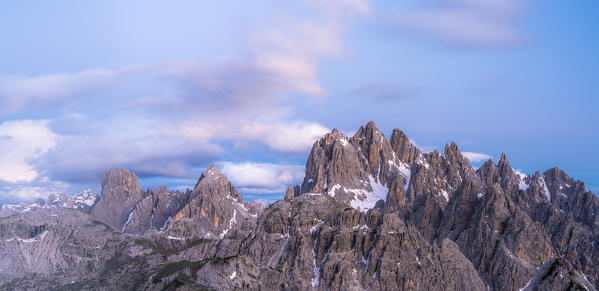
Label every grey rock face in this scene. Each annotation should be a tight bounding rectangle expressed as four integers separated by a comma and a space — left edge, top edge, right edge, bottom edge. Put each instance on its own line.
477, 152, 519, 193
124, 186, 186, 235
0, 207, 164, 290
389, 128, 420, 165
408, 143, 481, 212
165, 165, 262, 240
91, 168, 144, 231
284, 185, 297, 200
300, 122, 411, 212
439, 238, 486, 291
233, 194, 487, 290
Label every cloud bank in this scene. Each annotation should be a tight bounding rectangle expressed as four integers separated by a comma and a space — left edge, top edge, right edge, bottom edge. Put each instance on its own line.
161, 120, 329, 154
219, 162, 305, 194
0, 0, 369, 203
0, 120, 59, 183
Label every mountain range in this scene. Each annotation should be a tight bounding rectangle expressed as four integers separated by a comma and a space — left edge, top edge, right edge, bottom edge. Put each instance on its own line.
0, 121, 597, 290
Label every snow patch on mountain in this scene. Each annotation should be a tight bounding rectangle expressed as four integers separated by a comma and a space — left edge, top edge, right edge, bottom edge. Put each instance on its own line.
74, 190, 97, 206
349, 176, 388, 212
514, 170, 530, 191
122, 210, 134, 232
219, 209, 237, 239
540, 176, 551, 201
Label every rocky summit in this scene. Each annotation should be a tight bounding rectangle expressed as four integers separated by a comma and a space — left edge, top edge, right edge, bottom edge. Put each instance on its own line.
0, 121, 597, 291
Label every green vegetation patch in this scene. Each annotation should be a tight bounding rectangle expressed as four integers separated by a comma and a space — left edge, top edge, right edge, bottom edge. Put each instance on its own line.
151, 256, 237, 284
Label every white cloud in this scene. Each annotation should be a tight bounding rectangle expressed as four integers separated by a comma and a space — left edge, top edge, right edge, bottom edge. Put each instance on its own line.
394, 0, 527, 46
253, 0, 370, 97
219, 162, 304, 194
0, 177, 70, 200
0, 1, 364, 203
161, 119, 330, 153
0, 66, 149, 111
243, 121, 330, 152
39, 128, 222, 182
463, 152, 493, 162
153, 0, 370, 118
0, 120, 60, 183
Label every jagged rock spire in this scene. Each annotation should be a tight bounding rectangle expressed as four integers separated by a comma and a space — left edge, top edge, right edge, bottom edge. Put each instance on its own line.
302, 121, 403, 211
477, 159, 497, 184
475, 153, 518, 192
191, 164, 243, 203
167, 165, 259, 239
390, 128, 420, 165
285, 185, 300, 201
123, 185, 185, 234
351, 120, 398, 186
91, 168, 144, 231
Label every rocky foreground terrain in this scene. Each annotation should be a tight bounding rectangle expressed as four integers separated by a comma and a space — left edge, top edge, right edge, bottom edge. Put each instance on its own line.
0, 121, 597, 290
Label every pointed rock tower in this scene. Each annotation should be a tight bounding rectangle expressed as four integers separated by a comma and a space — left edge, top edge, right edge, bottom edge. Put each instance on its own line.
91, 168, 144, 231
300, 121, 411, 211
165, 165, 261, 239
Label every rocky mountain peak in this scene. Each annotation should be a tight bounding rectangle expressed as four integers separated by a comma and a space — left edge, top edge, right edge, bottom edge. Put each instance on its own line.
390, 128, 421, 165
101, 168, 142, 195
154, 185, 168, 195
540, 167, 589, 209
301, 122, 412, 212
366, 119, 377, 128
351, 120, 399, 185
192, 164, 243, 203
91, 168, 144, 231
84, 165, 262, 237
499, 152, 510, 164
496, 152, 518, 190
352, 120, 383, 143
543, 167, 571, 184
477, 159, 497, 182
317, 127, 348, 148
443, 141, 459, 156
193, 164, 221, 187
476, 154, 518, 192
442, 142, 466, 165
166, 166, 259, 239
71, 190, 98, 212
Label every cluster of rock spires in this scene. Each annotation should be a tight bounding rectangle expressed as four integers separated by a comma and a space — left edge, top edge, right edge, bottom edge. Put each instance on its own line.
0, 121, 597, 290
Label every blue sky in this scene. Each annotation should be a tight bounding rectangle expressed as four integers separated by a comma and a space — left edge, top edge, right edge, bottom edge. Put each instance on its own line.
0, 0, 597, 205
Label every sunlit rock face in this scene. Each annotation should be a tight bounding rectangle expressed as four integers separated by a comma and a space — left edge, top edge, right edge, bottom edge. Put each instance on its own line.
91, 168, 144, 231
